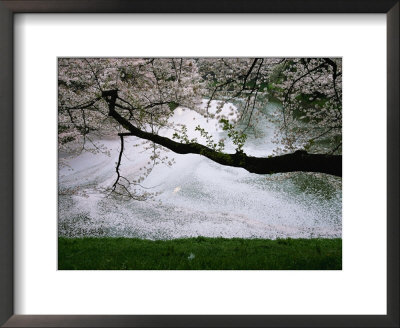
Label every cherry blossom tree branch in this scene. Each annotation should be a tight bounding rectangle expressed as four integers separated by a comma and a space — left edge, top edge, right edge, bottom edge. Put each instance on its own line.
104, 90, 342, 177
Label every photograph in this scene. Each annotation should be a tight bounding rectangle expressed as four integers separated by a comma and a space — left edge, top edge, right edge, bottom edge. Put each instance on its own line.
58, 57, 342, 270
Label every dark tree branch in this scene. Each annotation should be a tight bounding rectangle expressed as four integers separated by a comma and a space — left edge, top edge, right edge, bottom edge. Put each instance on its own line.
84, 59, 103, 92
112, 134, 125, 191
103, 90, 342, 177
232, 58, 260, 98
60, 96, 102, 111
243, 58, 264, 130
242, 58, 259, 88
329, 142, 342, 155
284, 62, 327, 103
323, 58, 341, 103
206, 79, 235, 112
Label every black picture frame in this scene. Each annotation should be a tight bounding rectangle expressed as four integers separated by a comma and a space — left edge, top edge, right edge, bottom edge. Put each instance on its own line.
0, 1, 398, 327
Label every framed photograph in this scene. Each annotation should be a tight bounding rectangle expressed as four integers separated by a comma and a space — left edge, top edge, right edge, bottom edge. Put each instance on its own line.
1, 1, 398, 327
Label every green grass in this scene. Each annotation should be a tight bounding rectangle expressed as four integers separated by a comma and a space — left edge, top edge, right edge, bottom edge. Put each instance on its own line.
58, 237, 341, 270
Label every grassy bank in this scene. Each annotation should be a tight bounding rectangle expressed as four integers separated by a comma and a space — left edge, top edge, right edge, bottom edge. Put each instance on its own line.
58, 237, 341, 270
